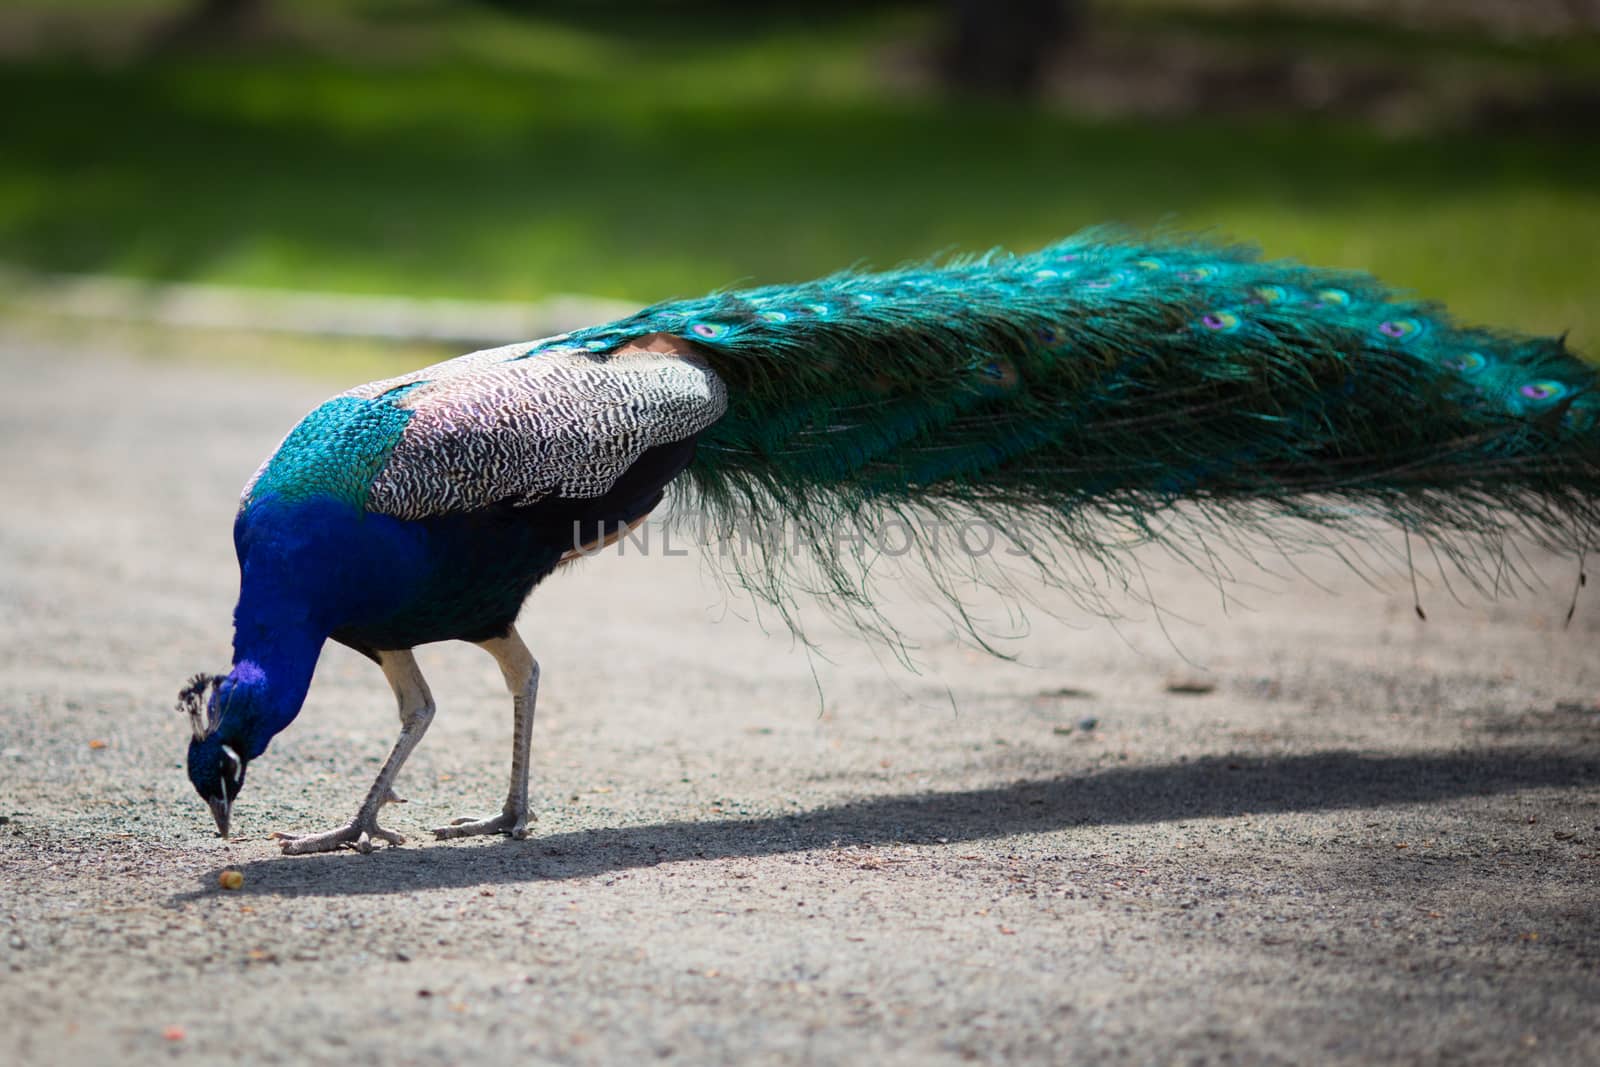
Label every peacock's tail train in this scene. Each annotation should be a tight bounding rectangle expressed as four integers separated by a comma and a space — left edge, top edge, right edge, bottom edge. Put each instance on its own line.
534, 230, 1600, 645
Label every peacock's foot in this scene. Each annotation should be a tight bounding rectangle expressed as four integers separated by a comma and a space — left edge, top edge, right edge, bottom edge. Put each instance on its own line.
273, 819, 406, 856
432, 808, 532, 841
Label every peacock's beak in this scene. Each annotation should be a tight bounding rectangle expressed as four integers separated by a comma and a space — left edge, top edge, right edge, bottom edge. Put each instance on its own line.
207, 796, 231, 838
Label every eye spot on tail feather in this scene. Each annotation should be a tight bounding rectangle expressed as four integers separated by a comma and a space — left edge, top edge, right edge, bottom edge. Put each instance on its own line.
1444, 351, 1488, 374
971, 359, 1021, 395
1084, 270, 1132, 290
1520, 380, 1568, 403
1379, 319, 1425, 343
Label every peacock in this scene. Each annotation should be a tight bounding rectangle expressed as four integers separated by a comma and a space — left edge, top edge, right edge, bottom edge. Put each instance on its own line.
179, 230, 1600, 853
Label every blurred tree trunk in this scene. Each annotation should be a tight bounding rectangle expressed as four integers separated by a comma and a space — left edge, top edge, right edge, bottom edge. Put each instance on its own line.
152, 0, 273, 51
1562, 0, 1600, 31
941, 0, 1081, 98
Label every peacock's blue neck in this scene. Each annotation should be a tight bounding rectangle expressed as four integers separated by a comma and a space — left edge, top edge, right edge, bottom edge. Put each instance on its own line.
222, 491, 425, 758
221, 631, 324, 761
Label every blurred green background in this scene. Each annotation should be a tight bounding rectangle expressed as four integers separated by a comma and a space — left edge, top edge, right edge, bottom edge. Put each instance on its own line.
1, 0, 1597, 352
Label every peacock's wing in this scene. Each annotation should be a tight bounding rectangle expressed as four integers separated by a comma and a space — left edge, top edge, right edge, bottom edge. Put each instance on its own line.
349, 343, 727, 521
237, 338, 725, 517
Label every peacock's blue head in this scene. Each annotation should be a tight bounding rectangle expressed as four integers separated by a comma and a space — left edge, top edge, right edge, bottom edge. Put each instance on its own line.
178, 671, 252, 837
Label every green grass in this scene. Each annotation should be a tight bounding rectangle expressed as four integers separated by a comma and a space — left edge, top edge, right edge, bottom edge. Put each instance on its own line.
1, 2, 1597, 351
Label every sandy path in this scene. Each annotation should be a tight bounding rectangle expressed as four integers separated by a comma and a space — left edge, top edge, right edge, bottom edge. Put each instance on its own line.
0, 333, 1596, 1066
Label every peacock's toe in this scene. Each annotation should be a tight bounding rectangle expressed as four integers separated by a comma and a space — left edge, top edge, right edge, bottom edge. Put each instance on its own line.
432, 808, 533, 841
272, 821, 407, 856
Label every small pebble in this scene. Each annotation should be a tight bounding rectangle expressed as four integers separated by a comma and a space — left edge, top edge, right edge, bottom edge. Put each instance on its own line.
1077, 716, 1099, 732
218, 870, 244, 891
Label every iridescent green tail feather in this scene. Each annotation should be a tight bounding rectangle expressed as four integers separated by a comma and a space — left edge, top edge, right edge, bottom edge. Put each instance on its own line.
547, 230, 1600, 642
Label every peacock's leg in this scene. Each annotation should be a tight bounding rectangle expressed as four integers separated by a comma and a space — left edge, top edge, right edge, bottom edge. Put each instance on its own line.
433, 628, 538, 841
275, 649, 435, 855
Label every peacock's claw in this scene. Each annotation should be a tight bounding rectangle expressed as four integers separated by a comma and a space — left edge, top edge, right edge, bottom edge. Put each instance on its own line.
273, 821, 406, 856
432, 808, 533, 841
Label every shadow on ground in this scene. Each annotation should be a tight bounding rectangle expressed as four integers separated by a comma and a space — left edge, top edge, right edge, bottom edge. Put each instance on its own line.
187, 747, 1597, 899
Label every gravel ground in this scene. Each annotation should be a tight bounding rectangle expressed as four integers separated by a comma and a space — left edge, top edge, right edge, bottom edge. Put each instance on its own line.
1, 331, 1597, 1066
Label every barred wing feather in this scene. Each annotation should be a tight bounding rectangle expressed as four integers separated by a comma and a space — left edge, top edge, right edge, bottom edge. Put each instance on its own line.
356, 346, 727, 521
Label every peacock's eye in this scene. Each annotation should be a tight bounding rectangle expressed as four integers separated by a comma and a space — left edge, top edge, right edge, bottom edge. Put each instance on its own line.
1316, 288, 1351, 307
691, 322, 728, 340
760, 310, 788, 323
219, 744, 245, 796
1201, 311, 1241, 332
1253, 285, 1287, 304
